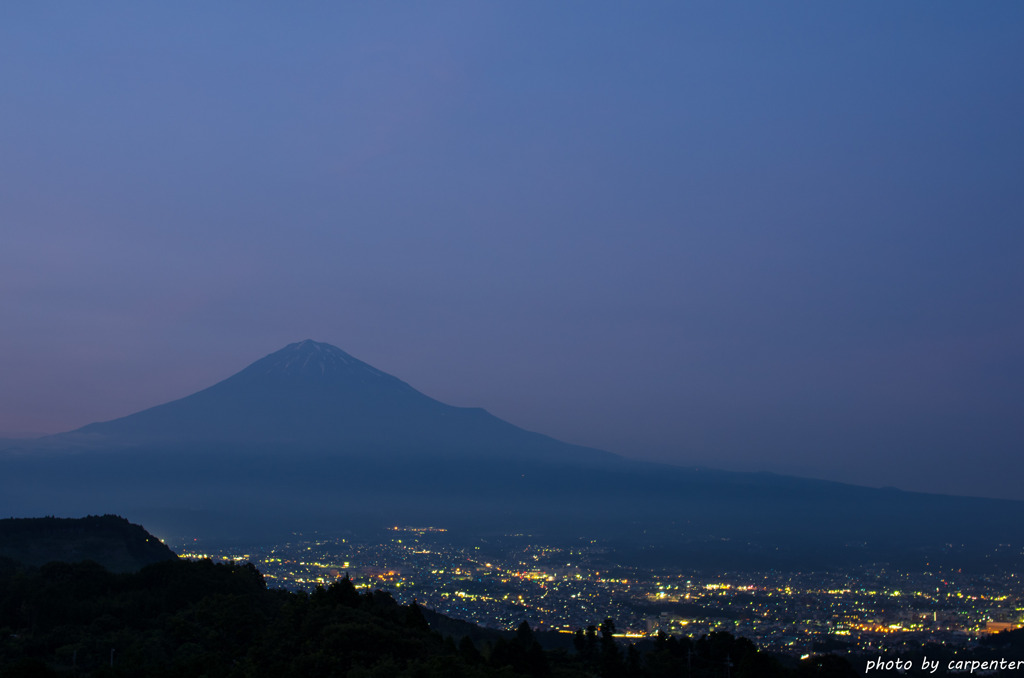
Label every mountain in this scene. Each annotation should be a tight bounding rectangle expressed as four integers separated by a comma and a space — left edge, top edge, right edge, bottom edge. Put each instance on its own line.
64, 339, 614, 464
2, 341, 1023, 571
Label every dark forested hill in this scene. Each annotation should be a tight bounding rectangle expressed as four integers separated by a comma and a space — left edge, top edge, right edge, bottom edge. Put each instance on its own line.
0, 515, 176, 573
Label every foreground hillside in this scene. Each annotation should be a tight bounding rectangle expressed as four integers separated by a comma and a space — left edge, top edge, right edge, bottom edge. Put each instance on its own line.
0, 555, 851, 678
1, 515, 1021, 677
0, 515, 175, 573
0, 517, 846, 677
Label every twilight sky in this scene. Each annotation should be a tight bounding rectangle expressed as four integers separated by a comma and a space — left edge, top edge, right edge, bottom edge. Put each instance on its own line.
1, 3, 1022, 499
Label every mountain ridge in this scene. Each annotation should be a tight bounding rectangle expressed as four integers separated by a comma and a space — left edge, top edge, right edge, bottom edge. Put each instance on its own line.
1, 340, 1022, 570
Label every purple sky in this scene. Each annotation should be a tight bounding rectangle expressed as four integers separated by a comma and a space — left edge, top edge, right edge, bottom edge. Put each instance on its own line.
2, 3, 1022, 499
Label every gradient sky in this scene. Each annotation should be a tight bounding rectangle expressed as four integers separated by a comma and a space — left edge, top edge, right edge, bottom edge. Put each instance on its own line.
2, 3, 1022, 499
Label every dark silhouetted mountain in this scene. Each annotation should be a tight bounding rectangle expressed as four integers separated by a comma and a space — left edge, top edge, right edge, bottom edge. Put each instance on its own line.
1, 341, 1023, 571
0, 514, 176, 572
66, 339, 613, 464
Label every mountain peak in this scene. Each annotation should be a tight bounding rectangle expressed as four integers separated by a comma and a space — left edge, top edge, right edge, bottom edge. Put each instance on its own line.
70, 340, 423, 443
272, 339, 355, 371
243, 340, 391, 382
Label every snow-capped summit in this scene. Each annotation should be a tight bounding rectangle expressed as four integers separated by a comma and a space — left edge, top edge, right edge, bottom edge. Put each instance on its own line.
241, 339, 395, 383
